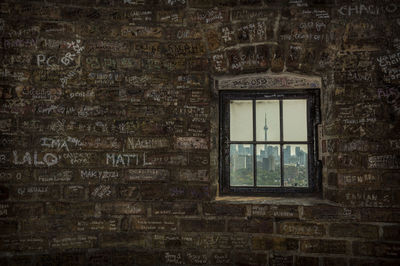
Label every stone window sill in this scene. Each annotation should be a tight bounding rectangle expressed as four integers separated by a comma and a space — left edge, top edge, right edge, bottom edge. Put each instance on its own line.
213, 196, 337, 206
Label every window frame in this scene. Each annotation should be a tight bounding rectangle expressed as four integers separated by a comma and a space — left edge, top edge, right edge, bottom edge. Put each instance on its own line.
219, 89, 321, 196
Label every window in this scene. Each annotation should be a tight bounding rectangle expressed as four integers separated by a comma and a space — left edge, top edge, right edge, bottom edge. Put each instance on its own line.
219, 89, 321, 195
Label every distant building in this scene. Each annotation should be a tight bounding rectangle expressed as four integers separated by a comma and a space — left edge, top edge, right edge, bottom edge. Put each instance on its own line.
262, 155, 275, 171
284, 145, 291, 163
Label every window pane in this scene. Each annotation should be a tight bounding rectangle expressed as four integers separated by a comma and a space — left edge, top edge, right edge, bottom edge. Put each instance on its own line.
230, 144, 254, 186
256, 100, 280, 141
230, 100, 253, 141
256, 144, 281, 186
283, 100, 307, 141
283, 144, 308, 187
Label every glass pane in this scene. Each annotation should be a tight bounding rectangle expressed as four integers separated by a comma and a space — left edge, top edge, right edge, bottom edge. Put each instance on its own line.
230, 100, 253, 141
283, 100, 307, 141
256, 144, 281, 187
283, 144, 308, 187
256, 100, 280, 141
230, 144, 254, 186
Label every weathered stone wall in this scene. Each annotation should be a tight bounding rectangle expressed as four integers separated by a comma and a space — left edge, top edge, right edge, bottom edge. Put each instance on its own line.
0, 0, 399, 265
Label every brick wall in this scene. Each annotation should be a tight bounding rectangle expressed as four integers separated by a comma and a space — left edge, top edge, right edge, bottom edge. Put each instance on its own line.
0, 0, 399, 265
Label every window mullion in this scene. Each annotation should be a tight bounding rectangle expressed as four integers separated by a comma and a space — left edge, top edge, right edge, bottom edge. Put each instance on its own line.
279, 99, 284, 188
253, 99, 257, 188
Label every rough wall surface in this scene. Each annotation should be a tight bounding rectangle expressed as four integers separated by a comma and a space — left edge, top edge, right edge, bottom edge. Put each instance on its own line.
0, 0, 399, 265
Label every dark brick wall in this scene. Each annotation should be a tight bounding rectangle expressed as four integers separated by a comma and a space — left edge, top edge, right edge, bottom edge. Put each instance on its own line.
0, 0, 399, 265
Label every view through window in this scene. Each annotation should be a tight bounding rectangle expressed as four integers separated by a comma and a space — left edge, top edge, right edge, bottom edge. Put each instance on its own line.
220, 90, 320, 194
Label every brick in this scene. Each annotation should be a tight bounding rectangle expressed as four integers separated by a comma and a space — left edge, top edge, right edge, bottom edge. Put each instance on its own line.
100, 233, 147, 248
328, 172, 338, 186
89, 184, 115, 200
153, 234, 183, 248
252, 236, 298, 251
0, 220, 18, 234
268, 254, 293, 266
131, 218, 178, 232
0, 203, 13, 217
87, 250, 113, 266
100, 202, 146, 215
50, 235, 97, 250
361, 208, 400, 222
211, 252, 232, 265
121, 26, 163, 39
382, 172, 400, 187
295, 256, 319, 266
350, 258, 400, 266
188, 9, 230, 24
144, 153, 187, 166
329, 223, 379, 239
227, 218, 273, 233
353, 241, 400, 258
203, 203, 246, 217
126, 137, 170, 150
334, 190, 393, 207
35, 169, 73, 183
11, 185, 60, 200
185, 251, 208, 264
174, 137, 208, 150
132, 251, 162, 266
302, 206, 360, 221
186, 185, 211, 200
124, 169, 169, 182
234, 253, 268, 266
278, 222, 325, 236
382, 225, 400, 241
46, 202, 95, 217
322, 257, 348, 266
162, 251, 186, 265
20, 218, 74, 233
252, 205, 299, 218
111, 250, 136, 266
0, 185, 9, 200
153, 202, 198, 216
181, 219, 225, 232
300, 239, 347, 254
0, 235, 47, 251
118, 185, 139, 199
178, 169, 208, 182
77, 218, 118, 232
63, 185, 86, 200
8, 255, 34, 266
196, 234, 232, 249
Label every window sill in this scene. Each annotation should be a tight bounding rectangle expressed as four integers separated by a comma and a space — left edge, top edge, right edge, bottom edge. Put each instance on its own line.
213, 195, 337, 206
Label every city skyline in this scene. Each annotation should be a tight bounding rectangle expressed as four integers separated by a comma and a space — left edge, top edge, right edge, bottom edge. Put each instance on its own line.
230, 112, 308, 187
